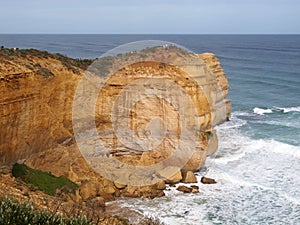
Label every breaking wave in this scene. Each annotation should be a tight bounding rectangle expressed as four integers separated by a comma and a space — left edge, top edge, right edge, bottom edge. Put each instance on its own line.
253, 106, 300, 115
253, 107, 273, 115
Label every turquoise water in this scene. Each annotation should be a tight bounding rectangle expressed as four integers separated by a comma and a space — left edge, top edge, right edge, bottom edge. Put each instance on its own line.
1, 34, 299, 224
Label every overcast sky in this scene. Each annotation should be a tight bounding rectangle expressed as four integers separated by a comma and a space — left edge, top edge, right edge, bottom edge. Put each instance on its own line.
1, 0, 299, 34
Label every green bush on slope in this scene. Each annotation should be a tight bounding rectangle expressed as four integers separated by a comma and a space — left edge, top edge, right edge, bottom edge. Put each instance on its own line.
12, 163, 78, 196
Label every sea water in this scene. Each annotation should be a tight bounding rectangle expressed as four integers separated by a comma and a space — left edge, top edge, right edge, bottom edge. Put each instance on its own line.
1, 34, 299, 224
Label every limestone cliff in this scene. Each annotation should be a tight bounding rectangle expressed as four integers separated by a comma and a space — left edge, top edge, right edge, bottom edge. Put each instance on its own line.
0, 49, 84, 164
0, 47, 230, 199
198, 53, 231, 120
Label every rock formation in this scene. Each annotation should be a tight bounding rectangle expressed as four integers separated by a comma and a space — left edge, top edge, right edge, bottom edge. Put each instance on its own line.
198, 53, 231, 121
0, 47, 230, 200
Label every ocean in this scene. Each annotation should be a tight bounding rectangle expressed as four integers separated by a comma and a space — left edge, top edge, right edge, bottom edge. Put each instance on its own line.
1, 34, 299, 224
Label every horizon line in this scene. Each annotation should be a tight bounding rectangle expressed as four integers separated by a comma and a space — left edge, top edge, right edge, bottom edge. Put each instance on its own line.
1, 33, 300, 35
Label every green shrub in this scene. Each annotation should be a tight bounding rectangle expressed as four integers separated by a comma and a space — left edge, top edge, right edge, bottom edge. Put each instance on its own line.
12, 163, 78, 196
0, 196, 94, 225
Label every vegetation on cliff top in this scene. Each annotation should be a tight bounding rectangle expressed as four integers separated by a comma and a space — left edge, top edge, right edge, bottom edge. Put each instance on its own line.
0, 48, 94, 71
0, 45, 189, 77
12, 163, 78, 196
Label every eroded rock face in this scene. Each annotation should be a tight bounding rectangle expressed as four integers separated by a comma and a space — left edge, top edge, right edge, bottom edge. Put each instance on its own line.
198, 53, 231, 120
73, 47, 231, 185
0, 48, 230, 198
0, 52, 81, 164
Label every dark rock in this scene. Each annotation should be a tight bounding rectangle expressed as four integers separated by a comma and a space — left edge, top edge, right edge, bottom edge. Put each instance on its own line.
201, 176, 217, 184
176, 185, 192, 193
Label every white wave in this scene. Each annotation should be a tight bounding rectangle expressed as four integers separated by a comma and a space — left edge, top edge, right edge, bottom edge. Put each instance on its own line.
223, 135, 300, 160
275, 106, 300, 113
214, 119, 300, 168
236, 138, 300, 158
266, 139, 300, 158
210, 151, 246, 164
235, 106, 300, 116
253, 107, 273, 115
215, 172, 275, 190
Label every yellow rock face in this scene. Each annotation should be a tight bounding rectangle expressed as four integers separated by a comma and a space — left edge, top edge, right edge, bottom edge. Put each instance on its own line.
0, 47, 230, 197
0, 52, 81, 164
198, 53, 231, 120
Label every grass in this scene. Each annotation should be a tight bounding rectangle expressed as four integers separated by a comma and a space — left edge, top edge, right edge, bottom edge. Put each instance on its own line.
12, 163, 78, 196
0, 196, 94, 225
0, 48, 94, 71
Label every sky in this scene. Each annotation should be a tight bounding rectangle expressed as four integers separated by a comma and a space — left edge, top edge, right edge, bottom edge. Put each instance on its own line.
1, 0, 300, 34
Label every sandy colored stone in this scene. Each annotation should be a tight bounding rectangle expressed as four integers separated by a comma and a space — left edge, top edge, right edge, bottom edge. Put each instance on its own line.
191, 185, 199, 193
155, 180, 166, 190
114, 182, 127, 189
181, 170, 197, 183
123, 185, 164, 198
78, 181, 98, 200
158, 166, 182, 184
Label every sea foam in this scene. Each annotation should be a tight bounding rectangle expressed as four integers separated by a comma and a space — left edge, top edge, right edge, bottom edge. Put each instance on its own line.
253, 107, 273, 115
